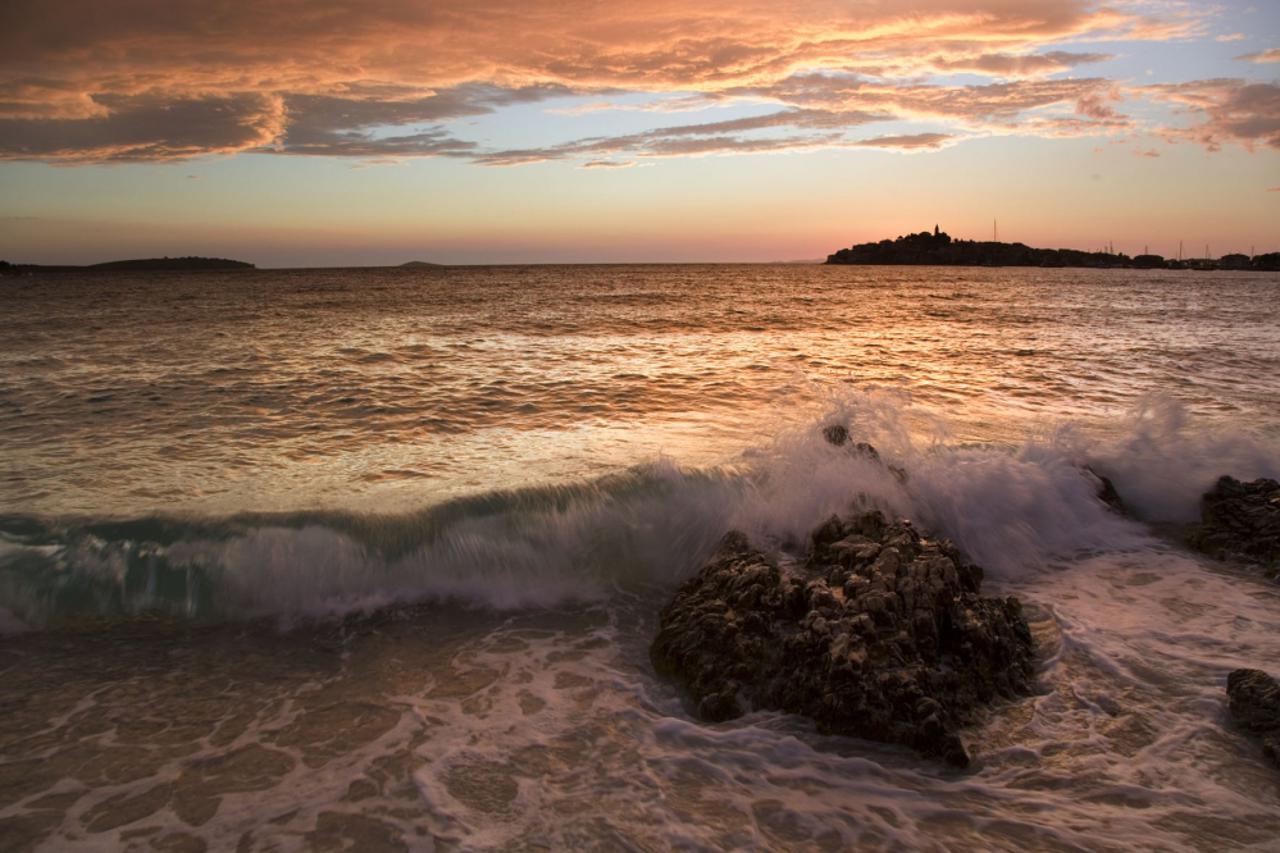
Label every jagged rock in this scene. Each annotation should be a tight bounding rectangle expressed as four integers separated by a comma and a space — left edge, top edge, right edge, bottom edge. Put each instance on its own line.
1189, 477, 1280, 578
820, 430, 903, 482
821, 423, 878, 458
822, 424, 850, 447
1082, 466, 1125, 514
651, 510, 1036, 767
1227, 668, 1280, 767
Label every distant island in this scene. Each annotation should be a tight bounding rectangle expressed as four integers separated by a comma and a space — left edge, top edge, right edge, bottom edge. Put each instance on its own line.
399, 261, 443, 268
827, 227, 1280, 271
0, 256, 254, 275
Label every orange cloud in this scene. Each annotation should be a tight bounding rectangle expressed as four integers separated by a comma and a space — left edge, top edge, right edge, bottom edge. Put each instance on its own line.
0, 0, 1253, 164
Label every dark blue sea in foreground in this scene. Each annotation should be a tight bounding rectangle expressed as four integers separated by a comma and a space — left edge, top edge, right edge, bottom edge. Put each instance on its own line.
1, 265, 1279, 850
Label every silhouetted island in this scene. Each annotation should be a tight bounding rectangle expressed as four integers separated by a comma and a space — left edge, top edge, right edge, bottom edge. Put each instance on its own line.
826, 227, 1280, 271
0, 257, 254, 275
399, 261, 443, 268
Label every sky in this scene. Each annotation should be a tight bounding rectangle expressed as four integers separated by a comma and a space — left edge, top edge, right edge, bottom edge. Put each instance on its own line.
1, 0, 1277, 266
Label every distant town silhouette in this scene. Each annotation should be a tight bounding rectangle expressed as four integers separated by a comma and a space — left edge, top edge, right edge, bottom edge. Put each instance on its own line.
827, 227, 1279, 271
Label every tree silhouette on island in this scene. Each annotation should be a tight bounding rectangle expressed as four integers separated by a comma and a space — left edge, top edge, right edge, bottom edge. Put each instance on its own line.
826, 228, 1279, 271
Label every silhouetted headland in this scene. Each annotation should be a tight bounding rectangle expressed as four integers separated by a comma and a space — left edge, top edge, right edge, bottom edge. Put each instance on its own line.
826, 227, 1280, 271
0, 256, 254, 275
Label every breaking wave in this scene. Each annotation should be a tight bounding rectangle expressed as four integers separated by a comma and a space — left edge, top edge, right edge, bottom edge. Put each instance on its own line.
2, 395, 1274, 631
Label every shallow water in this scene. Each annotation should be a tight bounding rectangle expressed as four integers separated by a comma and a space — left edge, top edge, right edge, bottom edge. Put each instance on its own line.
1, 265, 1278, 850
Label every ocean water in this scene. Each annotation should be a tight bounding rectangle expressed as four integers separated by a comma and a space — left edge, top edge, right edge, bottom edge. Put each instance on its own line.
1, 265, 1279, 851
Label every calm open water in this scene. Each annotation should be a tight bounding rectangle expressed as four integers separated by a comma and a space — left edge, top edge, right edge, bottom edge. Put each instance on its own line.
1, 265, 1279, 851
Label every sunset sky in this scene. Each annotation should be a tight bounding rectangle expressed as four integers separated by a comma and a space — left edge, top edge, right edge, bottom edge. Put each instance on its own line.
2, 0, 1277, 266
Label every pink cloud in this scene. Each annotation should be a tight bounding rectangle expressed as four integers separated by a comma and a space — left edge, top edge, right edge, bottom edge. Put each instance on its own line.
1146, 79, 1280, 151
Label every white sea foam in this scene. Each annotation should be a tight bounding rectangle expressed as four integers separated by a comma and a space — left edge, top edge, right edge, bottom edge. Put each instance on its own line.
1081, 395, 1280, 521
397, 556, 1280, 850
1, 394, 1274, 627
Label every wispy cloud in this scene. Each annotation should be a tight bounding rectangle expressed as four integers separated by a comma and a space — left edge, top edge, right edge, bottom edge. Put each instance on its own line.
852, 132, 955, 150
549, 95, 724, 116
1236, 48, 1280, 63
929, 51, 1113, 77
579, 159, 637, 169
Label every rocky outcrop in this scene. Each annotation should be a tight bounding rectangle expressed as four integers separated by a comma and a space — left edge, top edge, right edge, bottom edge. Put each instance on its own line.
650, 510, 1036, 767
1227, 669, 1280, 767
1189, 477, 1280, 578
821, 424, 907, 482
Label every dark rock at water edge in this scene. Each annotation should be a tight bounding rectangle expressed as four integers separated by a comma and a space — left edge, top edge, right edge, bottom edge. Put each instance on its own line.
1082, 466, 1126, 514
822, 422, 880, 460
1227, 669, 1280, 768
1189, 476, 1280, 578
819, 420, 880, 458
821, 423, 905, 481
650, 510, 1036, 767
821, 423, 850, 447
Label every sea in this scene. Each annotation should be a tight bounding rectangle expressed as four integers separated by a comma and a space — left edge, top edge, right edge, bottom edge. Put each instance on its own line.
1, 264, 1278, 851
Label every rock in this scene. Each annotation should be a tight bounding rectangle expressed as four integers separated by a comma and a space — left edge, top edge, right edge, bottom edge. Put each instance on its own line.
819, 429, 903, 482
1082, 466, 1125, 514
1226, 668, 1280, 767
650, 510, 1036, 767
1189, 476, 1280, 578
821, 423, 879, 459
853, 442, 882, 463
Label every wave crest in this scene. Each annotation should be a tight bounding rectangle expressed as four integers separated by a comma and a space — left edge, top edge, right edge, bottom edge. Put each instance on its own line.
2, 394, 1273, 631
